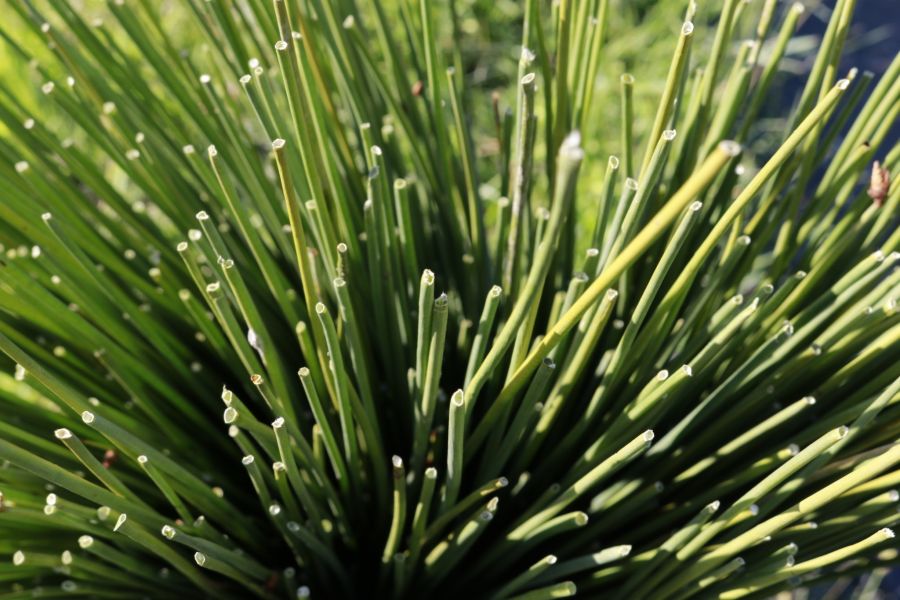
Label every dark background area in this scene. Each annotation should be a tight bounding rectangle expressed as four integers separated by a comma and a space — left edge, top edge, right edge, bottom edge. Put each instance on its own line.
793, 0, 898, 157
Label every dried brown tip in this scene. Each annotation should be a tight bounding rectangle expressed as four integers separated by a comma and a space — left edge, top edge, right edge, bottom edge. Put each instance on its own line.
868, 161, 890, 207
102, 449, 118, 469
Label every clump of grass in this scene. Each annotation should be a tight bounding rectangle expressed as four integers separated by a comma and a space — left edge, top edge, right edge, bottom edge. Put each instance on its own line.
0, 0, 898, 598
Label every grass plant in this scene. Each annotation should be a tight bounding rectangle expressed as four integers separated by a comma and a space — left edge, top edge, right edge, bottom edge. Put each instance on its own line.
0, 0, 897, 598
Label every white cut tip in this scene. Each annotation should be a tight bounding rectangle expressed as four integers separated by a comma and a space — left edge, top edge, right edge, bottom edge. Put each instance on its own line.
719, 140, 742, 156
560, 131, 583, 159
113, 513, 127, 532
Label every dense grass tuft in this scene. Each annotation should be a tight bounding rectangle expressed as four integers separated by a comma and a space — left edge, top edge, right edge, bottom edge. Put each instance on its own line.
0, 0, 898, 598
